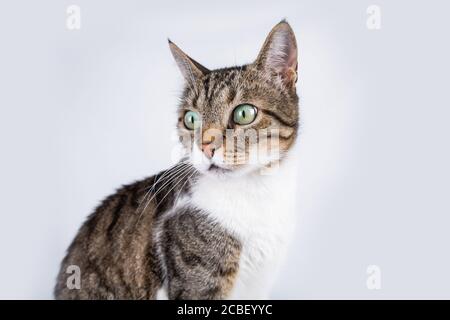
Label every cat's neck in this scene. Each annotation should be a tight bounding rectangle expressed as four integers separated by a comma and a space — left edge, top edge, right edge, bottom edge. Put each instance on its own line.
188, 147, 299, 240
199, 147, 299, 191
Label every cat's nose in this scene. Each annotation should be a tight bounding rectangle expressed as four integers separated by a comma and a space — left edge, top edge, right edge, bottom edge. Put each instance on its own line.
201, 143, 215, 159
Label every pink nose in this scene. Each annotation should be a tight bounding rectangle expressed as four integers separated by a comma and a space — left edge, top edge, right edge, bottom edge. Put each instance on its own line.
201, 143, 215, 159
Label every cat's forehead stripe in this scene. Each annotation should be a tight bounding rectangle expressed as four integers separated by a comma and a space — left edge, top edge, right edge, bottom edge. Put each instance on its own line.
203, 68, 241, 105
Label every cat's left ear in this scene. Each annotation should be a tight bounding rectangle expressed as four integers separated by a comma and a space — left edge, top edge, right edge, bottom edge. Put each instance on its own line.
254, 20, 298, 90
168, 40, 210, 85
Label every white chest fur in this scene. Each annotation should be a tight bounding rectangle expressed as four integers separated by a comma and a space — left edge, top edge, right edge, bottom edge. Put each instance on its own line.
190, 157, 299, 299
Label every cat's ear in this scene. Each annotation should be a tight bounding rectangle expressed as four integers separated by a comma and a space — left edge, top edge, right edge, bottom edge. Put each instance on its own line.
168, 40, 210, 84
254, 20, 298, 89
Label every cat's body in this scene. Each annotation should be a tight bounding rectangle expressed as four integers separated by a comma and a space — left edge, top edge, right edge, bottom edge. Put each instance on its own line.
54, 155, 297, 300
157, 152, 298, 300
189, 152, 298, 299
55, 20, 300, 300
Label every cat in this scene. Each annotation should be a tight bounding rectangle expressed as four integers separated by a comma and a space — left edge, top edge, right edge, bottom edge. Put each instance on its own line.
54, 20, 300, 300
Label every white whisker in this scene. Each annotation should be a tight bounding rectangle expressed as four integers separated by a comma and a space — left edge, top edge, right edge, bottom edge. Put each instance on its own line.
152, 166, 196, 212
139, 165, 190, 214
172, 167, 198, 207
136, 161, 189, 212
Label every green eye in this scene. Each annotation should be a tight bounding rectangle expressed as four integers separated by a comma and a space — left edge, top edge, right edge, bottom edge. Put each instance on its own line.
183, 111, 200, 130
233, 104, 257, 125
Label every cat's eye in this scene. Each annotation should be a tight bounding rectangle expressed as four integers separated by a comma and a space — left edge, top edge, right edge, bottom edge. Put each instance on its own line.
233, 104, 257, 125
183, 111, 200, 130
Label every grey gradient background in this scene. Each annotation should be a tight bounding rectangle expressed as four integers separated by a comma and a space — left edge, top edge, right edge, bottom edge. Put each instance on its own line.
0, 0, 449, 299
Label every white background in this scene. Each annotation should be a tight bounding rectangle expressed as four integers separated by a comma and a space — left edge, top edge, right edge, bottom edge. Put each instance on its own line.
1, 0, 449, 299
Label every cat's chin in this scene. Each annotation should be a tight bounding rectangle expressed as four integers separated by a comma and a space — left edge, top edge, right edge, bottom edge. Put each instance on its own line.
193, 162, 265, 179
193, 163, 235, 179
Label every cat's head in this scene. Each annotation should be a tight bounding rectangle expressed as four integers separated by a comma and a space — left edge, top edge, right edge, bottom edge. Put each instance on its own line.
170, 21, 299, 177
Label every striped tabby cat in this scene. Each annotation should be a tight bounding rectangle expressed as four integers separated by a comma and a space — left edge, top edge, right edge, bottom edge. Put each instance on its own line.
55, 20, 300, 300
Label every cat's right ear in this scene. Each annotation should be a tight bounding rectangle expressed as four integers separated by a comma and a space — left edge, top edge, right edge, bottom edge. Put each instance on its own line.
254, 20, 298, 90
168, 40, 210, 85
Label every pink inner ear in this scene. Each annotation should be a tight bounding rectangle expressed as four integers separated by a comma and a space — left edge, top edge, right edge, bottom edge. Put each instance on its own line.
283, 53, 298, 86
265, 30, 298, 82
286, 51, 298, 72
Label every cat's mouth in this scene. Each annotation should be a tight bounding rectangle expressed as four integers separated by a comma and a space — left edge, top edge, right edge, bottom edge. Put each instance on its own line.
208, 164, 231, 173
